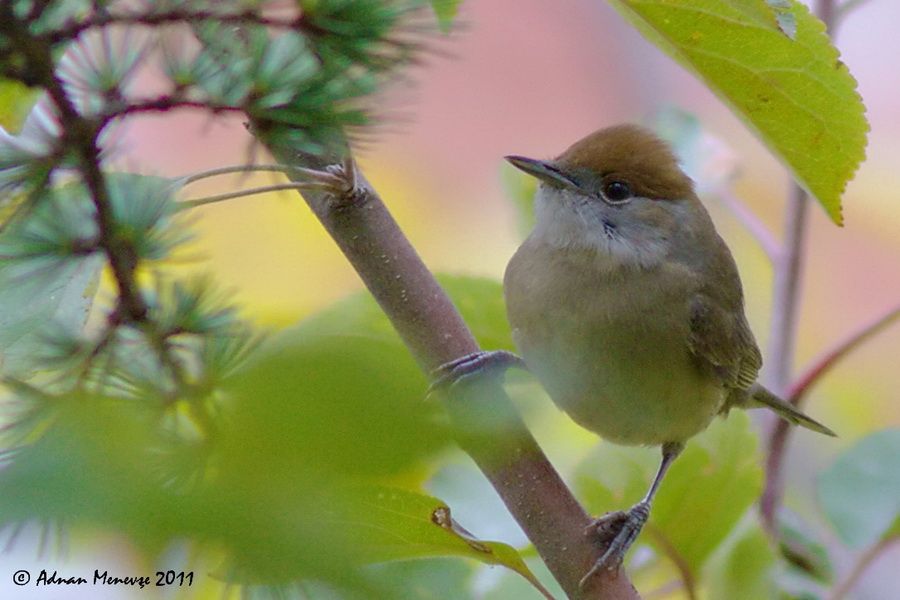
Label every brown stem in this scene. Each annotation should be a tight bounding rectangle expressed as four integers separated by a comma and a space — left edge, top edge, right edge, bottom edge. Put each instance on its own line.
265, 144, 638, 599
761, 302, 900, 532
760, 0, 839, 536
827, 535, 900, 600
788, 302, 900, 403
647, 526, 697, 600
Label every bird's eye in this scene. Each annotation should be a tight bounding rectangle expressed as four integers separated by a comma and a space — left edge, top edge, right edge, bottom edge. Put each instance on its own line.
603, 181, 632, 202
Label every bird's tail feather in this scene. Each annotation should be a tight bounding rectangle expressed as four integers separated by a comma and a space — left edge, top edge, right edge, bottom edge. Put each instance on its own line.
749, 384, 837, 437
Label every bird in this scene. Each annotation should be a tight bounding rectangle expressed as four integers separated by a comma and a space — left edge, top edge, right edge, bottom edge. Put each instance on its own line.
432, 124, 834, 584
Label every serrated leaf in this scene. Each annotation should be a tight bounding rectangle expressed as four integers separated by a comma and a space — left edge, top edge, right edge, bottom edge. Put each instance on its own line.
431, 0, 463, 33
817, 428, 900, 548
607, 0, 868, 223
575, 411, 762, 572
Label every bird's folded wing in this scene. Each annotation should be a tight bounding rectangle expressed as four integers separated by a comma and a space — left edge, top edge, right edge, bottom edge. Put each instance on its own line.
688, 293, 762, 392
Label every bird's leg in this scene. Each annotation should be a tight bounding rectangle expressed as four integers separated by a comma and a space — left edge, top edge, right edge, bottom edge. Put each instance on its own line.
581, 441, 685, 584
427, 351, 527, 396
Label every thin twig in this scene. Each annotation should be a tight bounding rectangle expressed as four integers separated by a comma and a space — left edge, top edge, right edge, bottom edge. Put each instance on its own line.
764, 183, 808, 396
759, 0, 851, 538
100, 96, 243, 125
180, 182, 320, 208
49, 8, 301, 44
718, 191, 780, 260
827, 535, 900, 600
647, 526, 698, 600
788, 302, 900, 403
838, 0, 873, 17
179, 163, 343, 187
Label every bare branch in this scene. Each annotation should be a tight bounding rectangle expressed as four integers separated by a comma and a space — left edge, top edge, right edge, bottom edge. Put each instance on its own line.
788, 302, 900, 403
760, 0, 859, 537
717, 190, 780, 260
828, 535, 900, 600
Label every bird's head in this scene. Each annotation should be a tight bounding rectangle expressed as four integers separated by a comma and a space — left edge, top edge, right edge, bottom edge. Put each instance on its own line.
506, 124, 709, 267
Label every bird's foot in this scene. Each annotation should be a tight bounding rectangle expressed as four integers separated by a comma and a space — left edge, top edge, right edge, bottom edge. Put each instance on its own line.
427, 350, 527, 397
580, 501, 651, 587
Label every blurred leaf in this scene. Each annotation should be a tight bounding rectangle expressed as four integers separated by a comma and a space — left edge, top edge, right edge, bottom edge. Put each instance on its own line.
431, 0, 462, 32
607, 0, 868, 223
778, 509, 834, 584
652, 107, 739, 196
0, 80, 39, 133
0, 254, 102, 377
501, 162, 537, 240
575, 411, 762, 573
703, 515, 778, 600
220, 334, 445, 480
368, 558, 476, 599
482, 556, 565, 600
296, 274, 513, 351
817, 428, 900, 548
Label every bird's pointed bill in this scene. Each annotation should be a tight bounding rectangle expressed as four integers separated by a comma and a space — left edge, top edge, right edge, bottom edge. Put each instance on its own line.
505, 155, 577, 190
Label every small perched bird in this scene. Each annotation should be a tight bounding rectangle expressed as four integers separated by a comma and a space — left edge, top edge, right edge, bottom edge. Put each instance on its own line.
434, 124, 834, 582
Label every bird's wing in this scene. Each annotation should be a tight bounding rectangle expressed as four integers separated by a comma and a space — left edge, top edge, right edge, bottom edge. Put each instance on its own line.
689, 295, 761, 390
686, 235, 762, 392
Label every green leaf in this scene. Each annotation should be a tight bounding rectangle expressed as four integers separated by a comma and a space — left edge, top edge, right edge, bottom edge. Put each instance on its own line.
703, 515, 778, 600
341, 485, 551, 597
0, 80, 39, 133
219, 334, 445, 479
431, 0, 463, 33
606, 0, 868, 223
575, 411, 762, 572
817, 428, 900, 548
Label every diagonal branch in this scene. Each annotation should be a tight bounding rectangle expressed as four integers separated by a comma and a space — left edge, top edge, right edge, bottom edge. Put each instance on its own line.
787, 302, 900, 403
717, 191, 780, 261
262, 142, 638, 600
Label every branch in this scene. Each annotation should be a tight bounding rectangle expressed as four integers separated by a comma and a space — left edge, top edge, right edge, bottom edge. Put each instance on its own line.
49, 8, 301, 44
827, 534, 900, 600
263, 143, 638, 599
761, 302, 900, 530
787, 302, 900, 403
759, 0, 854, 536
764, 183, 808, 396
717, 191, 780, 260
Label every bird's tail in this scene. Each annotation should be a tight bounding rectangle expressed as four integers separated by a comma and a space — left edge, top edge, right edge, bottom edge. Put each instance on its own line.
749, 384, 837, 437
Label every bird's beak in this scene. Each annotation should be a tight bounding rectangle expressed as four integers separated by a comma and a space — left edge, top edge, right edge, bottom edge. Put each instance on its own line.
505, 155, 578, 190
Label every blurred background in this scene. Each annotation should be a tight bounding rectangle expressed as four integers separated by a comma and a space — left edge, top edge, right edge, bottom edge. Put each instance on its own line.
2, 1, 898, 598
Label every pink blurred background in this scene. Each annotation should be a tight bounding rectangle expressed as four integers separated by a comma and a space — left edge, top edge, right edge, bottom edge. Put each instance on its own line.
3, 1, 896, 598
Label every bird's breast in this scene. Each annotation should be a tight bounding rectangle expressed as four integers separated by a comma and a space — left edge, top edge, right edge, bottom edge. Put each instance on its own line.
504, 239, 725, 445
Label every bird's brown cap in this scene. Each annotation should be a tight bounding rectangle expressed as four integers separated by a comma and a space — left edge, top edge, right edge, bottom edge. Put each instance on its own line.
557, 124, 695, 200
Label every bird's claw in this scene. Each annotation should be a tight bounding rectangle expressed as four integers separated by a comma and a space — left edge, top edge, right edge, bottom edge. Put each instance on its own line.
580, 502, 651, 587
427, 350, 527, 398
